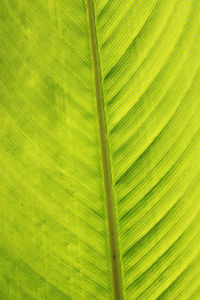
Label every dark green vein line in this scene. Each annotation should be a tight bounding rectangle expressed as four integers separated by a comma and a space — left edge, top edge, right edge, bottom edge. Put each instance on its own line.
86, 1, 123, 299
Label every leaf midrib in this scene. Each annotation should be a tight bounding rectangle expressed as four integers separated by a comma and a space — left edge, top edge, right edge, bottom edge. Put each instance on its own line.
86, 1, 123, 299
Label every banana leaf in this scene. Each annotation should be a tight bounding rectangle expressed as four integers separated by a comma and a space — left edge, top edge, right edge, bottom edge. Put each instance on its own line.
0, 0, 200, 299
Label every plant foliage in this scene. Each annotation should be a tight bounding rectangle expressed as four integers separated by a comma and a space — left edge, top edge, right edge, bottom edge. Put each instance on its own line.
0, 0, 200, 299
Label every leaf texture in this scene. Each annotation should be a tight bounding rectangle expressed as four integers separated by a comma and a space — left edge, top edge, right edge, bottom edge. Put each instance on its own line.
0, 0, 200, 299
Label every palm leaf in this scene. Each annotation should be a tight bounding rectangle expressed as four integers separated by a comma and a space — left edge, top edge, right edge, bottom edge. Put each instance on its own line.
0, 0, 200, 299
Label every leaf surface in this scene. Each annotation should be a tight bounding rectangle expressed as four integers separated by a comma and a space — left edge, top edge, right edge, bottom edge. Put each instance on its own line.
0, 0, 200, 299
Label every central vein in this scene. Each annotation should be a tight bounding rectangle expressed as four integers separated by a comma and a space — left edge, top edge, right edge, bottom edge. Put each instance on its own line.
86, 1, 123, 299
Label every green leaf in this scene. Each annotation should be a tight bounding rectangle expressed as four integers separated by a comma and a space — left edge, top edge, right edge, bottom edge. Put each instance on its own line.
0, 0, 200, 299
